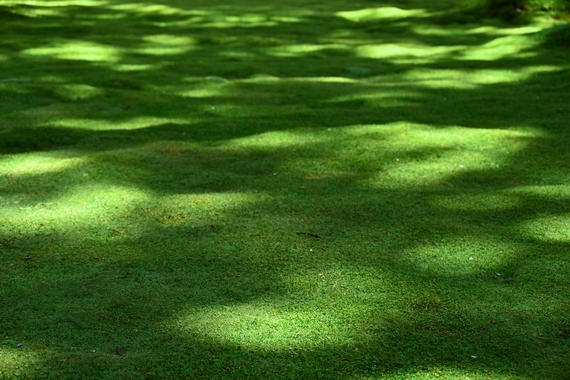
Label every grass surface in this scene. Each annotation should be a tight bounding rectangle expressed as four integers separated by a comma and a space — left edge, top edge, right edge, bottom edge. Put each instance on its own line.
1, 0, 570, 378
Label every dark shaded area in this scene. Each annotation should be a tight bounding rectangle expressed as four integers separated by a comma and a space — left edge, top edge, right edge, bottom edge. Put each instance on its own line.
1, 0, 569, 378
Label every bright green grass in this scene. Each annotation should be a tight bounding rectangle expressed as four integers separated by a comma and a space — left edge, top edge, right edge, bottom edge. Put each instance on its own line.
1, 0, 570, 378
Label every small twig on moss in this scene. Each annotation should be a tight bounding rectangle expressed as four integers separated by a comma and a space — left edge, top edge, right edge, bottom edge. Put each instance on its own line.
296, 232, 321, 238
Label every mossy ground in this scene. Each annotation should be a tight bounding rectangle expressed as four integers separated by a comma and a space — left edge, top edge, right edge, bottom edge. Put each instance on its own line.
0, 0, 569, 379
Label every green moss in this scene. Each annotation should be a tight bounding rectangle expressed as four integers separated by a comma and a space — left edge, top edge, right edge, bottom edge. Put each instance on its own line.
0, 0, 569, 378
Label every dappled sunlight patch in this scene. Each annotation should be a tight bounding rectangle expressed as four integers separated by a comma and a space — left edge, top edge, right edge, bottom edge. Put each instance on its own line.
467, 18, 559, 35
468, 25, 542, 35
223, 15, 275, 26
172, 303, 353, 350
225, 130, 314, 149
0, 184, 150, 234
288, 76, 355, 84
192, 16, 279, 29
403, 236, 522, 275
10, 0, 108, 6
413, 25, 477, 36
509, 184, 570, 200
218, 50, 257, 60
109, 2, 185, 17
355, 43, 459, 60
51, 116, 186, 130
149, 9, 283, 28
21, 41, 121, 62
0, 153, 85, 176
135, 45, 195, 56
111, 63, 158, 72
177, 81, 230, 98
372, 366, 526, 380
136, 34, 197, 55
142, 34, 197, 46
1, 0, 105, 18
244, 73, 281, 82
336, 7, 426, 22
0, 348, 41, 379
459, 35, 539, 61
327, 89, 421, 105
402, 67, 560, 88
357, 125, 535, 188
520, 214, 570, 243
339, 122, 414, 139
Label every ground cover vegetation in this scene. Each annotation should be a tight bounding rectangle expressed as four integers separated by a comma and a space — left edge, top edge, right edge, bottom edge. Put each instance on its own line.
465, 0, 570, 21
0, 0, 569, 378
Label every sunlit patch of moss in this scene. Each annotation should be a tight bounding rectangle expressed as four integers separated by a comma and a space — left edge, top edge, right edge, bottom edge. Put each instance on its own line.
402, 66, 562, 88
289, 77, 355, 84
50, 116, 185, 130
21, 40, 121, 62
11, 0, 108, 6
174, 76, 234, 97
225, 130, 313, 149
0, 348, 41, 379
112, 3, 185, 18
350, 124, 536, 188
172, 303, 355, 350
510, 184, 570, 199
112, 63, 158, 72
336, 7, 427, 22
459, 35, 540, 60
355, 43, 460, 60
224, 15, 272, 25
0, 153, 85, 176
143, 34, 196, 46
245, 73, 281, 82
200, 17, 277, 28
468, 24, 543, 35
376, 367, 528, 379
136, 34, 197, 55
403, 237, 522, 273
413, 25, 479, 36
521, 214, 570, 243
327, 90, 421, 105
136, 45, 195, 56
0, 184, 150, 234
178, 86, 229, 98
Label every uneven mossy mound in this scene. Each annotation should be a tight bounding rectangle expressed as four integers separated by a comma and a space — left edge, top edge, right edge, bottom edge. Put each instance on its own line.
442, 0, 570, 23
534, 23, 570, 46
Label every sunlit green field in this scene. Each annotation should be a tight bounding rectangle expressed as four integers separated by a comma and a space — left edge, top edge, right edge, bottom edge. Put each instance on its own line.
1, 0, 569, 378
